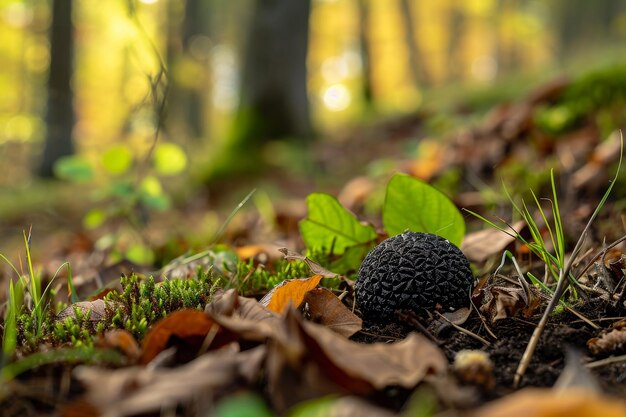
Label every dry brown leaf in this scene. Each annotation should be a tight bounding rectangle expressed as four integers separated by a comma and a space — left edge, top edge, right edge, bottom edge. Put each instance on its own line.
302, 320, 447, 391
303, 288, 362, 337
572, 130, 622, 191
461, 221, 525, 263
75, 344, 266, 417
205, 289, 280, 342
480, 284, 541, 323
267, 308, 447, 411
588, 328, 626, 356
442, 307, 471, 325
465, 388, 626, 417
55, 299, 119, 323
337, 176, 375, 211
260, 275, 323, 313
140, 309, 237, 365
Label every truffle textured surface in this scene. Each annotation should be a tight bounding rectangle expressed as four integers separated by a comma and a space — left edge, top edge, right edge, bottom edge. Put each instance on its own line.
355, 231, 473, 320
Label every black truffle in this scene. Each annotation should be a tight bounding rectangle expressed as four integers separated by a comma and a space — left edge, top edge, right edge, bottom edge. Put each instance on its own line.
355, 231, 474, 321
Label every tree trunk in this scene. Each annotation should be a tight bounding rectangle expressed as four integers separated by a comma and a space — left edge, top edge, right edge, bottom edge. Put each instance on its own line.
357, 0, 374, 105
232, 0, 312, 147
398, 0, 431, 88
40, 0, 75, 177
166, 0, 210, 140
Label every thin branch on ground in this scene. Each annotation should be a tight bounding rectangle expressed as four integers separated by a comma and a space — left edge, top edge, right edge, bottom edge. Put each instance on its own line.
434, 311, 491, 347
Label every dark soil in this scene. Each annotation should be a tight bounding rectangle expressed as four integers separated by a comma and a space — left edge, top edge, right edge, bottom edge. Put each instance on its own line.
352, 295, 626, 404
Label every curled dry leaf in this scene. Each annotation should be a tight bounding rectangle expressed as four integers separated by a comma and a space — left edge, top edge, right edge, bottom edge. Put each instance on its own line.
205, 289, 280, 342
260, 275, 323, 314
480, 284, 541, 323
465, 388, 626, 417
303, 288, 362, 337
75, 344, 266, 417
140, 309, 237, 365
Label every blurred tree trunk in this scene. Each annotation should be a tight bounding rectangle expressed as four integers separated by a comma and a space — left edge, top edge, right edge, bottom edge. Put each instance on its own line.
232, 0, 312, 148
167, 0, 210, 140
495, 0, 519, 75
446, 4, 465, 82
357, 0, 374, 105
550, 0, 617, 62
398, 0, 431, 88
39, 0, 75, 177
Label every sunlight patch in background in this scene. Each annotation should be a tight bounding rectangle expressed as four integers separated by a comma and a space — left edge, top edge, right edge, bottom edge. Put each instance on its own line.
322, 84, 351, 112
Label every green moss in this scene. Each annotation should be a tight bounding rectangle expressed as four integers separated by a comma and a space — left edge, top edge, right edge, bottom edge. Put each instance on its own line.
535, 65, 626, 136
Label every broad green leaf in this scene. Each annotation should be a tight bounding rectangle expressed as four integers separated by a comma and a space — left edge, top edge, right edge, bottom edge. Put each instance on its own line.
53, 156, 94, 182
383, 173, 465, 246
153, 143, 187, 176
300, 193, 376, 254
126, 244, 155, 265
140, 176, 170, 210
83, 208, 107, 229
140, 175, 163, 196
102, 144, 133, 175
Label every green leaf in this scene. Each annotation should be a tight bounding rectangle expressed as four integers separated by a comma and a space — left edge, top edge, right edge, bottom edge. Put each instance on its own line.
83, 208, 107, 229
126, 244, 155, 265
53, 156, 94, 182
153, 143, 187, 176
102, 144, 133, 175
383, 173, 465, 246
214, 393, 274, 417
300, 193, 376, 254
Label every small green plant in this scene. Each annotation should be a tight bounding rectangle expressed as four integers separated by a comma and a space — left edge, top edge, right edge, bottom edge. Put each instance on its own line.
468, 131, 622, 303
300, 173, 465, 273
467, 131, 623, 387
467, 170, 571, 290
0, 231, 72, 354
228, 258, 317, 294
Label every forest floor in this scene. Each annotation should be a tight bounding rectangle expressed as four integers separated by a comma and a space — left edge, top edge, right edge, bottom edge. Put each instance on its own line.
2, 72, 626, 416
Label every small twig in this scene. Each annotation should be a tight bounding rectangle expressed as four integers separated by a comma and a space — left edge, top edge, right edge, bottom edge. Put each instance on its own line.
434, 311, 491, 347
470, 291, 498, 340
585, 354, 626, 369
397, 311, 441, 345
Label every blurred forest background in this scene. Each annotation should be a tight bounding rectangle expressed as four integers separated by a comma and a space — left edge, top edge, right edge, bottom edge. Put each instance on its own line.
1, 0, 626, 262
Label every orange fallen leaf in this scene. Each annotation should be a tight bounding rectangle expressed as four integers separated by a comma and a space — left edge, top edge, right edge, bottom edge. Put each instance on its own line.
141, 309, 237, 365
465, 388, 626, 417
303, 288, 362, 337
260, 275, 322, 314
234, 244, 283, 263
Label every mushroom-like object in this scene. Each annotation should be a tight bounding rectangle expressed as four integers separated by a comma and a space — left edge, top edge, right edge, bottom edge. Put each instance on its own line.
355, 231, 474, 321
